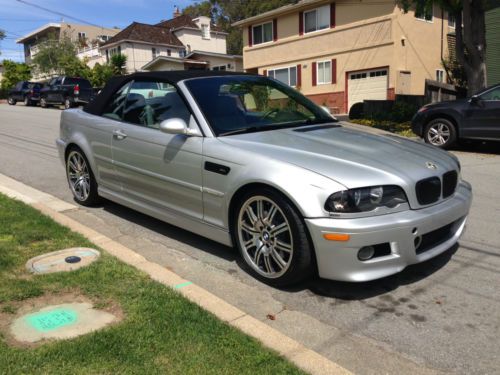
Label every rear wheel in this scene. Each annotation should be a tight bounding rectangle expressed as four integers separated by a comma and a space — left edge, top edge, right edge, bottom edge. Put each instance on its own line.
66, 148, 99, 206
234, 187, 314, 287
424, 118, 457, 149
8, 97, 16, 105
40, 97, 48, 108
64, 98, 73, 110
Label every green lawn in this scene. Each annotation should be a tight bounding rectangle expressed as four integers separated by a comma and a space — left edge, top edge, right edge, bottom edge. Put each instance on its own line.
0, 194, 304, 374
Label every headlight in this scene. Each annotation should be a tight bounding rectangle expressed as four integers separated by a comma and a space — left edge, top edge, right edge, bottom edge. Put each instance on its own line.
325, 185, 408, 213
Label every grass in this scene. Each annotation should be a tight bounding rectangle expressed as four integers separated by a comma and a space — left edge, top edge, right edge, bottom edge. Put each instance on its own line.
0, 194, 304, 375
349, 119, 415, 138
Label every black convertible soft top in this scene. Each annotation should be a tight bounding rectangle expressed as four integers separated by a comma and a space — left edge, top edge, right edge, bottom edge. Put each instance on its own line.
84, 70, 254, 116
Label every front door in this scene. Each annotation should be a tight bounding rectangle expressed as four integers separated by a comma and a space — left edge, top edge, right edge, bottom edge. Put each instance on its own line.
463, 86, 500, 140
109, 79, 204, 220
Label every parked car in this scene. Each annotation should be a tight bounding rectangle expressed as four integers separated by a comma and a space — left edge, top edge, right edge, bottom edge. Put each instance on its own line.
40, 76, 93, 109
7, 81, 42, 106
57, 71, 472, 286
412, 84, 500, 148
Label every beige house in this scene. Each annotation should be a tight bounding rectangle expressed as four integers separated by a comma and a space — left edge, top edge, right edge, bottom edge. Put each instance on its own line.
16, 22, 120, 65
234, 0, 456, 113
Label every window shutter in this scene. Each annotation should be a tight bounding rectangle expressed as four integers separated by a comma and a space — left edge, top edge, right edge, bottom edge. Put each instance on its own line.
297, 64, 302, 87
263, 69, 267, 76
248, 26, 253, 47
312, 62, 317, 86
273, 18, 278, 41
299, 12, 304, 35
330, 3, 336, 28
331, 59, 337, 84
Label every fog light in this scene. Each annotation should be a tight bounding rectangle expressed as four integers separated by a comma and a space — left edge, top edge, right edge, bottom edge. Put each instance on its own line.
358, 246, 375, 261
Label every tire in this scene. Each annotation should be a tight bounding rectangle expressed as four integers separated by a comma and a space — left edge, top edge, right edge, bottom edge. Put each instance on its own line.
64, 98, 73, 110
40, 97, 48, 108
24, 96, 31, 106
233, 187, 314, 287
7, 97, 16, 105
66, 147, 100, 206
424, 118, 457, 149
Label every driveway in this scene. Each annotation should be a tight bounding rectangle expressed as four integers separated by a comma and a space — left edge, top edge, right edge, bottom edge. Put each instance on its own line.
1, 104, 499, 374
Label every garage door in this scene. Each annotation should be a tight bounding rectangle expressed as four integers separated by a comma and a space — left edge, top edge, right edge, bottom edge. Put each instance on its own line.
347, 69, 388, 111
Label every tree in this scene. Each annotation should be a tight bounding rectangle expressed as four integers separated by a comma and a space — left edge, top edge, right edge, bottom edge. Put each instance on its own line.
90, 62, 115, 87
32, 33, 89, 78
182, 1, 297, 55
110, 54, 127, 75
401, 0, 490, 95
0, 29, 5, 56
1, 60, 32, 90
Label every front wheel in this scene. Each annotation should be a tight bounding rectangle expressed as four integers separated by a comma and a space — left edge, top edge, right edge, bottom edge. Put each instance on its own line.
24, 96, 31, 106
424, 118, 457, 149
40, 97, 48, 108
66, 148, 99, 206
234, 188, 314, 287
8, 97, 16, 105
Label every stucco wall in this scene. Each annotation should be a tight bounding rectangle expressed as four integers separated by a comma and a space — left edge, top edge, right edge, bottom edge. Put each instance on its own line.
61, 23, 119, 43
175, 29, 227, 54
119, 43, 183, 72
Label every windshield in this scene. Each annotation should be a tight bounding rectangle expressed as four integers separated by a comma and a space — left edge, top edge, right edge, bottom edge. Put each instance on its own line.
184, 76, 334, 136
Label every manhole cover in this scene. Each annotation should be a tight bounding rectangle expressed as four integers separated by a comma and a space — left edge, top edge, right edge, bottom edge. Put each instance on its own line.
26, 248, 100, 274
10, 303, 117, 343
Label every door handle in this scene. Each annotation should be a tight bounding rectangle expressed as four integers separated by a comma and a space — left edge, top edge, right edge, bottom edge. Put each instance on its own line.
113, 129, 127, 140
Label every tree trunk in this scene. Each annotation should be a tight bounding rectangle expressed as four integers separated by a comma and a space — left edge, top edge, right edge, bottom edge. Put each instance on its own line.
455, 0, 487, 96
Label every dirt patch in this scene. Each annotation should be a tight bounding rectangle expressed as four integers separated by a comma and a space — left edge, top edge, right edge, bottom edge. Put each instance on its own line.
0, 291, 123, 348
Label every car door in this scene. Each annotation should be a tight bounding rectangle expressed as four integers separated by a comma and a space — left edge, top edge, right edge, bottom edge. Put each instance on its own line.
13, 82, 24, 101
110, 79, 204, 220
463, 86, 500, 140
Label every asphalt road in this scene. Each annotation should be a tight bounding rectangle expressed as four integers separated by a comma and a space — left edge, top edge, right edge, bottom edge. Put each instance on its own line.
1, 104, 499, 374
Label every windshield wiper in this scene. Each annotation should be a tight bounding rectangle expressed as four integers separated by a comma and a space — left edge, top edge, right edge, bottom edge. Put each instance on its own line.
218, 119, 336, 137
219, 126, 262, 136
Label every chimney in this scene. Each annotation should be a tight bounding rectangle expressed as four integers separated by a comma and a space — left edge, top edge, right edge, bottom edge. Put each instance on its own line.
173, 5, 181, 18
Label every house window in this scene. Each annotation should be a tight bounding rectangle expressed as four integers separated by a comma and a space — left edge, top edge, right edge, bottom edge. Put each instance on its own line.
415, 4, 433, 22
252, 22, 273, 45
304, 5, 330, 33
201, 24, 210, 39
212, 65, 227, 71
179, 49, 187, 57
317, 60, 331, 84
167, 49, 171, 56
109, 46, 121, 57
78, 32, 86, 40
436, 69, 445, 82
152, 48, 158, 59
268, 66, 297, 87
448, 12, 456, 28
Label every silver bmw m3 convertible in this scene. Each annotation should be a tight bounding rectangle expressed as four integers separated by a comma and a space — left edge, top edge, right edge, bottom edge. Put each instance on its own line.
57, 71, 472, 286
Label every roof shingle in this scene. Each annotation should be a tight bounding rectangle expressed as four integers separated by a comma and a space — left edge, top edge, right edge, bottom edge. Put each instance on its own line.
102, 22, 183, 47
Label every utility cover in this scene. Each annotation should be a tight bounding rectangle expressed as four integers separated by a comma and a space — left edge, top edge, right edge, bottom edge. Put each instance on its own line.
26, 248, 100, 274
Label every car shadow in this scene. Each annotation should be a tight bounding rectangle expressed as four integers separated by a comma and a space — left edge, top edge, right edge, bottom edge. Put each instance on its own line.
94, 198, 459, 300
452, 140, 500, 155
99, 198, 238, 262
285, 244, 459, 300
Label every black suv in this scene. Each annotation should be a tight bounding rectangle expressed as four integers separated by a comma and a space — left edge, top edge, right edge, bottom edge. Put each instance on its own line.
412, 84, 500, 148
7, 81, 42, 106
40, 76, 93, 109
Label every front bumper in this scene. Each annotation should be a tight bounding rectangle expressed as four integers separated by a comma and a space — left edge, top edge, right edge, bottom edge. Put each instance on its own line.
306, 181, 472, 282
411, 112, 427, 137
56, 138, 67, 167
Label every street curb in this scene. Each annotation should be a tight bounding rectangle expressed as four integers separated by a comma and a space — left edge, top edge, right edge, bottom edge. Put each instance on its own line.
0, 173, 352, 375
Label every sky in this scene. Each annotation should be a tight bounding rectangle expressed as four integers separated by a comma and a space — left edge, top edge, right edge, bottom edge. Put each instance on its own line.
0, 0, 195, 62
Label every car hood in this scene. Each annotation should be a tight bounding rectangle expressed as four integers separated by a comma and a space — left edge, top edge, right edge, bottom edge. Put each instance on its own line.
218, 124, 459, 189
424, 98, 468, 109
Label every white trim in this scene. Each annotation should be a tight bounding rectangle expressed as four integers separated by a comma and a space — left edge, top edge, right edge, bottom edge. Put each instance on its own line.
303, 4, 331, 34
267, 65, 298, 87
316, 59, 332, 85
16, 23, 61, 43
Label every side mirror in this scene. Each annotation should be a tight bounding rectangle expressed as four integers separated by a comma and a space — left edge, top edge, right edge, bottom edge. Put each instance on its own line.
159, 118, 201, 136
469, 95, 480, 105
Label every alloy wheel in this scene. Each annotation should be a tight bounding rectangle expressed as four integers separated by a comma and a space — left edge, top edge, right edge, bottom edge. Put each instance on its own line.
40, 98, 47, 108
65, 99, 71, 109
67, 151, 91, 201
237, 196, 294, 279
427, 122, 451, 146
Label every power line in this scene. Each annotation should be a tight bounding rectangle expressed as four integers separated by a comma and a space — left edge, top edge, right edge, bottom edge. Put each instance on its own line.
15, 0, 105, 28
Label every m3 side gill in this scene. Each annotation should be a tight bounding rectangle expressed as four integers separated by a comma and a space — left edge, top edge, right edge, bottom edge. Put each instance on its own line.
57, 71, 472, 286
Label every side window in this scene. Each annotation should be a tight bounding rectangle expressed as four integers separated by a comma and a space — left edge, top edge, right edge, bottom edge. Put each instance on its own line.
479, 87, 500, 101
122, 80, 191, 128
102, 81, 132, 121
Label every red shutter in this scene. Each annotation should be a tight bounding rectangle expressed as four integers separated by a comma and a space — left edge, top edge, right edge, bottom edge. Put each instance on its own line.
297, 64, 302, 87
248, 26, 253, 47
312, 62, 317, 86
331, 59, 337, 84
273, 18, 278, 41
263, 69, 267, 76
330, 3, 336, 28
299, 12, 304, 35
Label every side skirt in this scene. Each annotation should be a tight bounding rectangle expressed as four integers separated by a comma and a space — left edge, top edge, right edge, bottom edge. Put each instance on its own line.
98, 187, 234, 247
